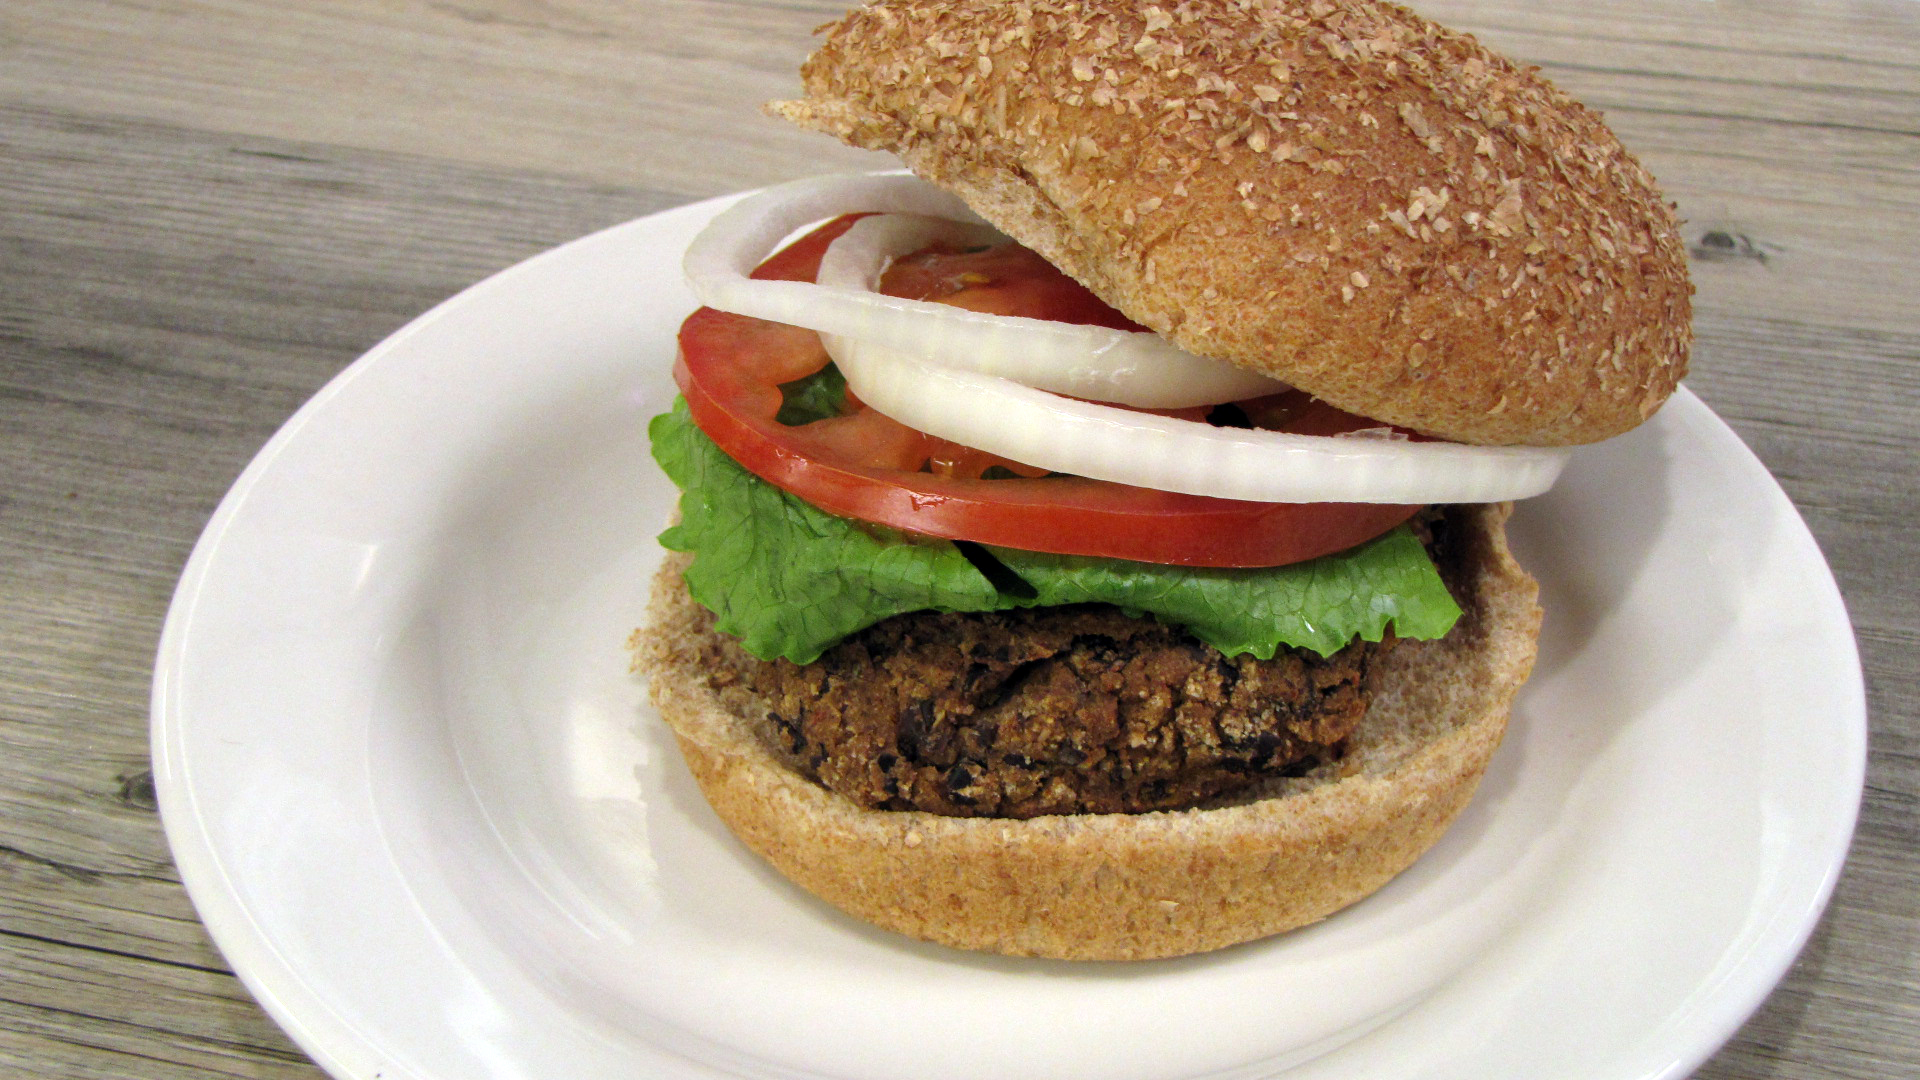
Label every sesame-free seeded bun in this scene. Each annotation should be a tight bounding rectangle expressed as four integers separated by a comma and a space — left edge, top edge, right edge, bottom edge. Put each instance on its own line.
771, 0, 1692, 446
632, 504, 1540, 960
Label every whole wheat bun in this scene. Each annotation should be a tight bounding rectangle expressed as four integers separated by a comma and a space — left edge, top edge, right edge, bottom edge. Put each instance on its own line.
771, 0, 1692, 446
633, 504, 1540, 961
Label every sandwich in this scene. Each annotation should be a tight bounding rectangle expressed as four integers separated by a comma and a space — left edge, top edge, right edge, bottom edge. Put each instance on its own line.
632, 0, 1692, 960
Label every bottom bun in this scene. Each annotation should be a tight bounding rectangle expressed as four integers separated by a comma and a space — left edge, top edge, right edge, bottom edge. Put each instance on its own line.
632, 503, 1540, 961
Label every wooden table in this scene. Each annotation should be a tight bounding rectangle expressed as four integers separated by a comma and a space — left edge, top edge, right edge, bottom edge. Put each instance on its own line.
3, 1, 1914, 1076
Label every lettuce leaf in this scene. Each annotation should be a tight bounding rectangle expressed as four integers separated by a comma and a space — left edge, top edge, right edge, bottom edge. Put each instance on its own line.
651, 398, 1460, 663
989, 528, 1460, 659
652, 400, 1002, 662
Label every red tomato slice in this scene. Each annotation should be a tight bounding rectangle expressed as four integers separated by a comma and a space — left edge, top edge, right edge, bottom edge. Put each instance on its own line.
673, 215, 1419, 567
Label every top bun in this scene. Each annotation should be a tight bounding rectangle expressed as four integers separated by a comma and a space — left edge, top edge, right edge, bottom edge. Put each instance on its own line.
771, 0, 1692, 446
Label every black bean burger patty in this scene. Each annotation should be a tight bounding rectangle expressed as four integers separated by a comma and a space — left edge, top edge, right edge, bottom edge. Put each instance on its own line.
713, 605, 1389, 819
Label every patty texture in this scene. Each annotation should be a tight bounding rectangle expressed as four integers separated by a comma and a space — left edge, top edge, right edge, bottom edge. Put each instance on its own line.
707, 604, 1387, 818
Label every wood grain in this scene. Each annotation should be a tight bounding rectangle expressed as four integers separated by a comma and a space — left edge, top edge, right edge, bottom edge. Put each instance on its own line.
2, 1, 1916, 1077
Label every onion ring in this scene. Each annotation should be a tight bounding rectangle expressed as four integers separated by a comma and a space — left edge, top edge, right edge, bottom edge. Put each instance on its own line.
814, 222, 1571, 504
684, 174, 1288, 408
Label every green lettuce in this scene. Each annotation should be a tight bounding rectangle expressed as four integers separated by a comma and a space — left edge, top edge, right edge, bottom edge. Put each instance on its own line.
651, 398, 1460, 664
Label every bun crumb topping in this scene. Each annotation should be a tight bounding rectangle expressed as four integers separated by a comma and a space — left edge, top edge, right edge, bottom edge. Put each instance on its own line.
773, 0, 1693, 445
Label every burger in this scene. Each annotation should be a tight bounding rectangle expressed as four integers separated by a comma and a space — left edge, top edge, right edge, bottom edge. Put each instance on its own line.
632, 0, 1691, 960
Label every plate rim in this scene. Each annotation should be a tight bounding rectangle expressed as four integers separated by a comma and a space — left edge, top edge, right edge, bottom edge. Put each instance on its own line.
148, 192, 746, 1080
148, 186, 1869, 1080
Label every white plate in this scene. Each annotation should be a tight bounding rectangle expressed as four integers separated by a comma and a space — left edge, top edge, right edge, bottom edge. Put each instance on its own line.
152, 192, 1865, 1080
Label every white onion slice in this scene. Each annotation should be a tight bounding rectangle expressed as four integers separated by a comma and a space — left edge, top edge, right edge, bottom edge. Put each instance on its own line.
815, 213, 1288, 407
684, 174, 1287, 408
829, 335, 1570, 503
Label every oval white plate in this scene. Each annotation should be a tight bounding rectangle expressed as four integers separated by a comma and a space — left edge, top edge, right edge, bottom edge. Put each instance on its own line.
152, 191, 1865, 1080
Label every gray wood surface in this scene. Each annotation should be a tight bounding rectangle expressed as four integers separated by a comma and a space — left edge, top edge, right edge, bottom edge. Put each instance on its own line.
2, 0, 1914, 1076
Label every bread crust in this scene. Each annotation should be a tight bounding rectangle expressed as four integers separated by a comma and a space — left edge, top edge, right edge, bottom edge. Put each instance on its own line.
633, 503, 1540, 960
770, 0, 1692, 446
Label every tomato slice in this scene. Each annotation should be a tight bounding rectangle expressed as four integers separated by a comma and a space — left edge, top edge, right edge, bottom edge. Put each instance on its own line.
673, 215, 1419, 567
